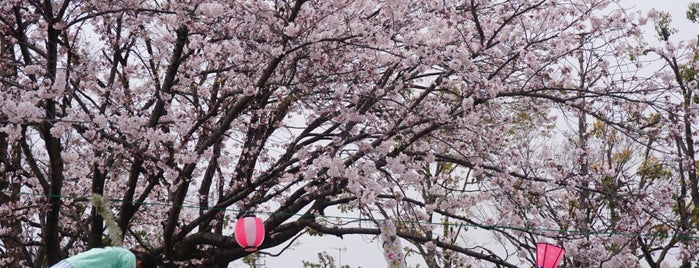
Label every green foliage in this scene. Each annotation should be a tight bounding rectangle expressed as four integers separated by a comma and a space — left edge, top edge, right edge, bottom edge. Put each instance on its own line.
680, 44, 699, 100
653, 11, 678, 41
590, 120, 609, 139
687, 2, 699, 23
637, 157, 671, 181
652, 224, 670, 239
302, 252, 343, 268
691, 206, 699, 225
242, 252, 265, 268
642, 113, 661, 129
604, 243, 621, 254
611, 150, 631, 165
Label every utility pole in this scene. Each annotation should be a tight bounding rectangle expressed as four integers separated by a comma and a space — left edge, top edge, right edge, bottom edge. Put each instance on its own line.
331, 247, 347, 267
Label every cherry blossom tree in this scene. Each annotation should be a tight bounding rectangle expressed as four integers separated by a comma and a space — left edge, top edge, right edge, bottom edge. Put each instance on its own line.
482, 6, 699, 268
622, 8, 699, 267
0, 0, 688, 267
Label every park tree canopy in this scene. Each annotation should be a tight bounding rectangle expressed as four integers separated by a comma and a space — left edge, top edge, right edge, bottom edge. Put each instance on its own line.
1, 0, 699, 267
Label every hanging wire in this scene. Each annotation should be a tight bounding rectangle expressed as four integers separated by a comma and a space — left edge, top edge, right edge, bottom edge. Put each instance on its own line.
2, 189, 697, 240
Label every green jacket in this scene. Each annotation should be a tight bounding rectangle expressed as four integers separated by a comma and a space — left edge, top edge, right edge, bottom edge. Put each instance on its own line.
65, 247, 136, 268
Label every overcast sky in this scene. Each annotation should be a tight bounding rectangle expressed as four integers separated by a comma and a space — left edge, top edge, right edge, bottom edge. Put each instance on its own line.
234, 2, 699, 268
626, 0, 696, 42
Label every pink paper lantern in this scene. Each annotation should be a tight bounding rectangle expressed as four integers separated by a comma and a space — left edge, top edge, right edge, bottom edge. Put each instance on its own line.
536, 243, 565, 268
234, 215, 265, 252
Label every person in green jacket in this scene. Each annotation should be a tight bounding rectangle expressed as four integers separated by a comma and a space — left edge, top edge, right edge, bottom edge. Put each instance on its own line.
49, 247, 157, 268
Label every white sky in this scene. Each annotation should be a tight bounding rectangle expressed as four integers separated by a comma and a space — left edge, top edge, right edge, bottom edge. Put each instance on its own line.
234, 2, 698, 268
624, 0, 696, 42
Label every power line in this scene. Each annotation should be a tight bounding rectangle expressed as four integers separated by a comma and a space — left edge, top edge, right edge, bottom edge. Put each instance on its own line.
1, 189, 697, 240
0, 118, 94, 124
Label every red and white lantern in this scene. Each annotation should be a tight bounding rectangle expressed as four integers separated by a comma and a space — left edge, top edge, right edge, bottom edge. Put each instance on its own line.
234, 215, 265, 252
536, 243, 565, 268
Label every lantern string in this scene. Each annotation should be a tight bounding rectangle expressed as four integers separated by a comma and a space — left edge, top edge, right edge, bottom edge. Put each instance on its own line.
2, 190, 698, 240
